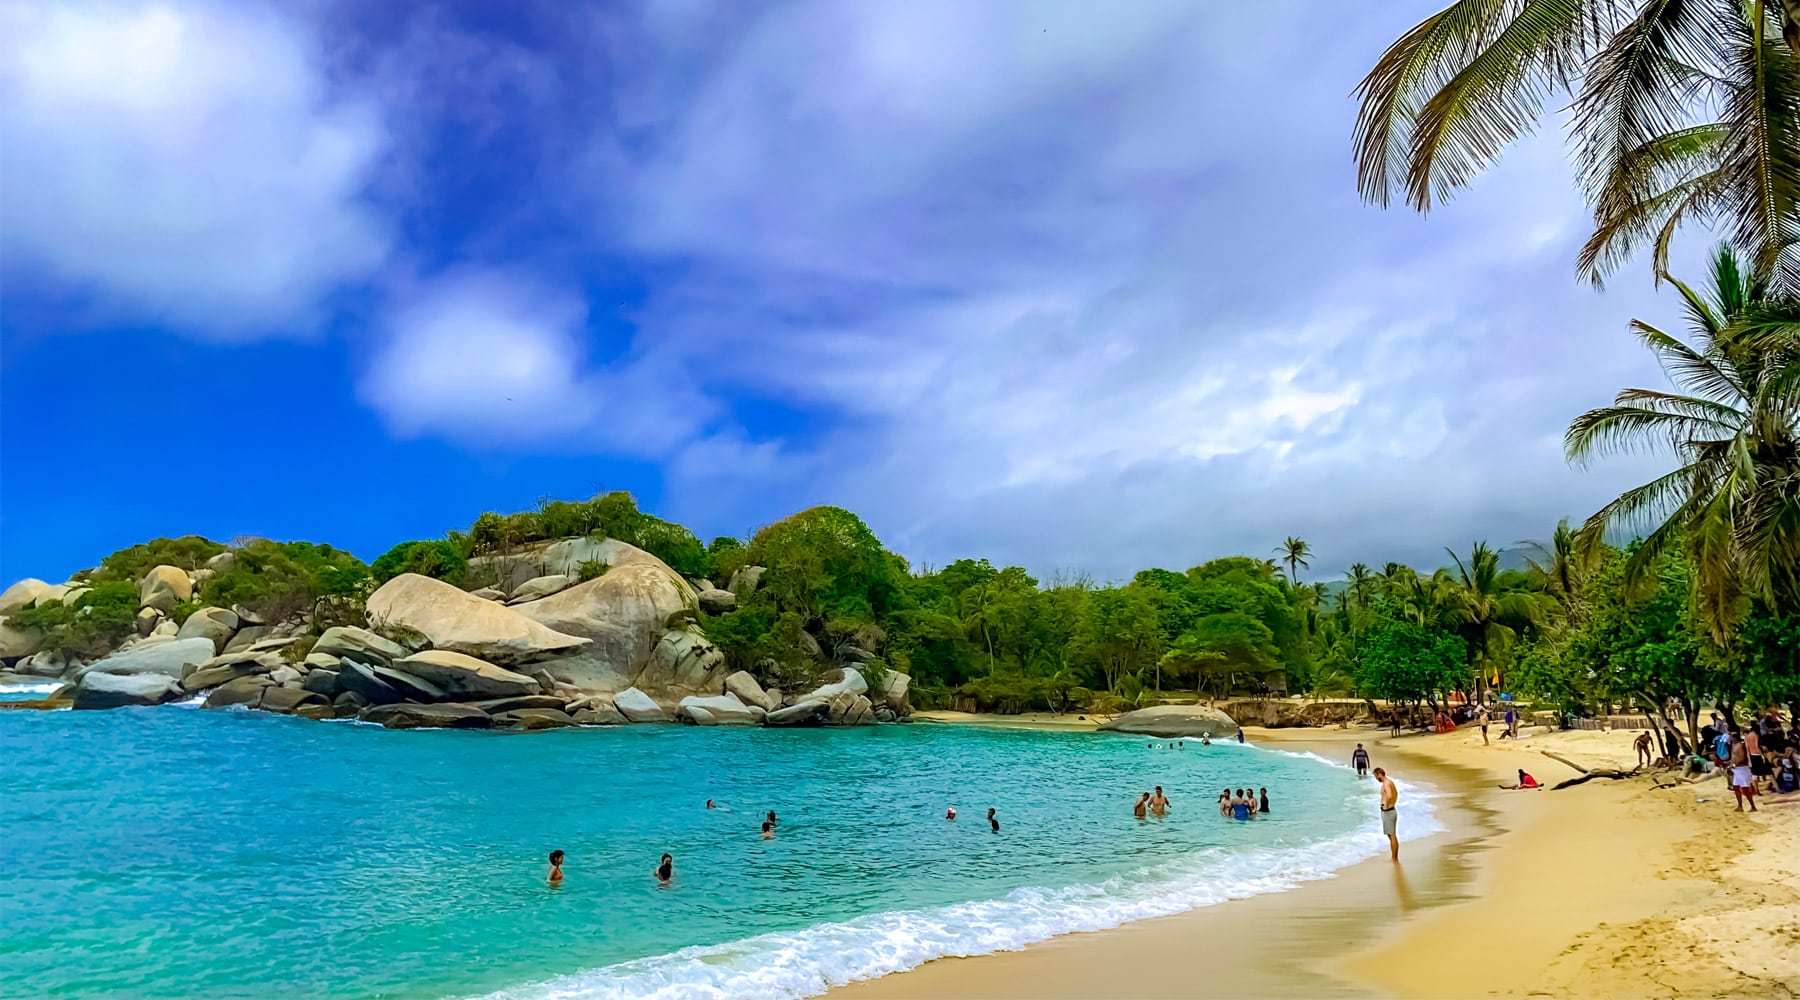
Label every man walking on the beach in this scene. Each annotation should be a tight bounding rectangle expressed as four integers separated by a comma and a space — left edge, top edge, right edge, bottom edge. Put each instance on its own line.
1477, 705, 1490, 745
1373, 767, 1399, 861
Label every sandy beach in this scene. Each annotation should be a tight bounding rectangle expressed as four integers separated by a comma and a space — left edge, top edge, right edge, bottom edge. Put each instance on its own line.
837, 718, 1800, 999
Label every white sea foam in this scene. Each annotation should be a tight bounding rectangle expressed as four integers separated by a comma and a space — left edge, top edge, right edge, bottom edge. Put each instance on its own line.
480, 750, 1444, 1000
0, 681, 64, 695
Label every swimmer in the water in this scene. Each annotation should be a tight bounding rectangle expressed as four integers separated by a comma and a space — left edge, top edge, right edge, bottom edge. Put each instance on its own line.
547, 849, 564, 885
1149, 786, 1170, 816
988, 808, 1000, 833
706, 799, 716, 809
761, 819, 774, 839
765, 810, 777, 830
655, 853, 673, 882
1134, 792, 1149, 819
946, 807, 956, 820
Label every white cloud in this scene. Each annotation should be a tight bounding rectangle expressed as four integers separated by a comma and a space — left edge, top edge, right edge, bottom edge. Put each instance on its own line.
0, 0, 387, 335
359, 271, 715, 453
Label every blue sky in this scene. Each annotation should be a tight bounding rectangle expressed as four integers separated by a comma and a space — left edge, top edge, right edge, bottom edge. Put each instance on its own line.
2, 0, 1693, 585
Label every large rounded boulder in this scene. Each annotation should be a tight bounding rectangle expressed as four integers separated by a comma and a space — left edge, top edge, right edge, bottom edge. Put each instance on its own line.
0, 578, 53, 615
366, 574, 589, 666
512, 541, 697, 693
78, 637, 216, 681
392, 649, 538, 700
73, 671, 186, 710
138, 566, 193, 613
175, 607, 239, 654
1098, 704, 1238, 739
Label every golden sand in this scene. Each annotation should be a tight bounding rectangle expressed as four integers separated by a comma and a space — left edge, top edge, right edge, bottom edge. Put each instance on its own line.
835, 719, 1799, 999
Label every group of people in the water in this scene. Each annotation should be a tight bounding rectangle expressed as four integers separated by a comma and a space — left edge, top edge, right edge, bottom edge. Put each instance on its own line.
1217, 787, 1271, 819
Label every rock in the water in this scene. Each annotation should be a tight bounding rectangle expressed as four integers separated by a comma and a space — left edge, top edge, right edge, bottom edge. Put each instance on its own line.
697, 588, 736, 614
837, 694, 873, 726
369, 665, 446, 703
367, 574, 589, 666
312, 626, 410, 668
81, 637, 216, 681
682, 705, 718, 725
335, 690, 368, 710
572, 702, 627, 725
15, 648, 77, 678
1098, 704, 1237, 739
511, 542, 697, 693
204, 675, 274, 708
257, 687, 327, 714
724, 671, 778, 712
874, 706, 896, 723
677, 693, 758, 725
492, 707, 578, 730
0, 618, 45, 661
611, 686, 667, 723
470, 694, 569, 713
268, 665, 301, 686
638, 629, 727, 695
359, 703, 493, 730
73, 671, 185, 709
765, 700, 829, 727
798, 667, 868, 705
391, 650, 538, 700
507, 574, 576, 604
302, 669, 340, 697
221, 626, 274, 654
138, 565, 192, 613
0, 578, 52, 614
295, 704, 336, 721
726, 565, 765, 596
338, 661, 405, 706
175, 606, 239, 653
870, 671, 911, 714
471, 587, 508, 602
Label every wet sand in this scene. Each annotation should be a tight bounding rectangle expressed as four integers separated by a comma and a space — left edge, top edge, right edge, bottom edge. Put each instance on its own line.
836, 720, 1799, 999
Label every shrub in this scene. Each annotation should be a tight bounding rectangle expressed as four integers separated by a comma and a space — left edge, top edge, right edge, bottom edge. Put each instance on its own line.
94, 536, 225, 582
200, 539, 370, 623
371, 539, 468, 586
577, 560, 610, 581
10, 580, 141, 659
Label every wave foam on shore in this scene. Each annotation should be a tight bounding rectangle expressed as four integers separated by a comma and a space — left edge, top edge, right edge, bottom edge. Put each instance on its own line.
482, 755, 1443, 1000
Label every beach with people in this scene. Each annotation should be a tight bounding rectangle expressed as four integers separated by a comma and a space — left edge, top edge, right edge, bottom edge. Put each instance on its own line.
837, 717, 1800, 1000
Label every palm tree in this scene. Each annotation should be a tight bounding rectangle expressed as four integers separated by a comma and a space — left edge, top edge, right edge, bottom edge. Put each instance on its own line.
1277, 536, 1312, 583
1355, 2, 1800, 291
1522, 518, 1594, 615
1346, 563, 1376, 613
1567, 245, 1800, 640
1446, 543, 1543, 692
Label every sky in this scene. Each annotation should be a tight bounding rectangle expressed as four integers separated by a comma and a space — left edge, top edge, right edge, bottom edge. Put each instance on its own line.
1, 0, 1697, 586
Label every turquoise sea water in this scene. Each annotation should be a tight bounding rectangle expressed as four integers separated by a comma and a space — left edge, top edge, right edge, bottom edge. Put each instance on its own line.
0, 687, 1438, 999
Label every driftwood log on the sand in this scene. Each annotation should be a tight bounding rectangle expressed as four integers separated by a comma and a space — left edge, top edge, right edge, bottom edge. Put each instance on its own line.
1541, 750, 1640, 790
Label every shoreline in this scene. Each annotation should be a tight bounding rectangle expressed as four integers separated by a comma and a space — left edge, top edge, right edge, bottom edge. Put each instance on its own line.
834, 721, 1800, 999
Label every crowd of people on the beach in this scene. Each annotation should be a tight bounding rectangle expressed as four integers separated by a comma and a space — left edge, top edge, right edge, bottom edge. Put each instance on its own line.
1671, 708, 1800, 810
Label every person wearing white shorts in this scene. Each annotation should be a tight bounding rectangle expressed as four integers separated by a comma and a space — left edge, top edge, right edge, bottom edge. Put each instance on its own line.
1729, 733, 1759, 812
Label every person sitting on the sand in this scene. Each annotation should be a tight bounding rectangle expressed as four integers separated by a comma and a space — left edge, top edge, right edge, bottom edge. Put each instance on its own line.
1776, 749, 1799, 794
1149, 786, 1170, 816
1499, 770, 1540, 790
547, 849, 564, 885
1134, 793, 1150, 819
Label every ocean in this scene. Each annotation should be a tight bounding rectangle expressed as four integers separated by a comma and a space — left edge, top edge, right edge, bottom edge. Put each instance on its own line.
0, 686, 1439, 999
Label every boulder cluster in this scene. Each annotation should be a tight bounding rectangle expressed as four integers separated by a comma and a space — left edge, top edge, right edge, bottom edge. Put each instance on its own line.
0, 539, 912, 731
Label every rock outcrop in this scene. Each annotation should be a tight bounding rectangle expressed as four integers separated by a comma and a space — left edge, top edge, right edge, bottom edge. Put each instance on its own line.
697, 588, 736, 614
312, 626, 410, 667
512, 541, 697, 693
138, 566, 192, 613
175, 607, 239, 653
677, 693, 759, 725
391, 649, 538, 700
0, 618, 45, 662
79, 637, 216, 680
870, 671, 911, 715
359, 703, 493, 730
0, 578, 52, 614
73, 671, 186, 709
507, 574, 575, 604
611, 686, 667, 723
636, 629, 727, 699
726, 565, 765, 596
492, 707, 578, 730
367, 574, 589, 666
724, 671, 778, 712
1099, 704, 1238, 739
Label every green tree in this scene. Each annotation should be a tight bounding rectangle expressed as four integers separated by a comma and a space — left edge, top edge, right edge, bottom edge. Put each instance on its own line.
1276, 536, 1311, 583
1355, 1, 1800, 290
1445, 541, 1542, 692
1075, 585, 1163, 692
370, 539, 468, 586
1357, 618, 1468, 713
1566, 246, 1800, 641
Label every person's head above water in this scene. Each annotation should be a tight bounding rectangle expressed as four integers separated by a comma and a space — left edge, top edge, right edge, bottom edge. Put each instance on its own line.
946, 807, 956, 819
706, 799, 715, 808
766, 811, 776, 822
549, 849, 564, 865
